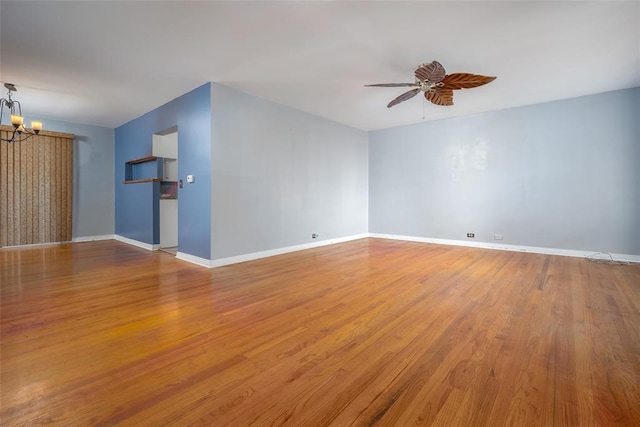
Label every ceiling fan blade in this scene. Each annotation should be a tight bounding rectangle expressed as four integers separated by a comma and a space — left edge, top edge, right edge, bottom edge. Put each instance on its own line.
415, 61, 446, 82
441, 73, 497, 90
425, 89, 454, 106
365, 83, 419, 87
387, 88, 421, 108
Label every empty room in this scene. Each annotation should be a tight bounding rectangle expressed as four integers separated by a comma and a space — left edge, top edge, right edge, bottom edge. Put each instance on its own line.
1, 1, 639, 426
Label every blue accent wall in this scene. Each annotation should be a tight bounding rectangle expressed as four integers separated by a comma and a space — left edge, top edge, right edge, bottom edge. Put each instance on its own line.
115, 83, 211, 259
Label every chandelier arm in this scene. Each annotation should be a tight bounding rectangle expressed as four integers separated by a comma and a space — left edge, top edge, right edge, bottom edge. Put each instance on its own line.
0, 129, 17, 143
16, 132, 36, 142
0, 129, 37, 143
12, 99, 22, 116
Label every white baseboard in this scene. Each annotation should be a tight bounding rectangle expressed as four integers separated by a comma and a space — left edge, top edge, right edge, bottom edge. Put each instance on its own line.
114, 234, 160, 251
12, 232, 636, 265
116, 233, 368, 268
72, 234, 115, 243
368, 233, 640, 263
175, 251, 212, 268
208, 233, 370, 268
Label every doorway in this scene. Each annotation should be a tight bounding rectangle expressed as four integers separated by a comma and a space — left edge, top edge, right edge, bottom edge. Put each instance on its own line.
153, 128, 178, 254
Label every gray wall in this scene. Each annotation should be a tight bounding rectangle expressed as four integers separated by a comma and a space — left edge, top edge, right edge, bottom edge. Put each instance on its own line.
37, 119, 114, 239
210, 83, 368, 259
369, 88, 640, 255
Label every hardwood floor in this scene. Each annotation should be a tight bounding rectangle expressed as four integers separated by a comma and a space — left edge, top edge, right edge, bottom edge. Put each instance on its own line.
1, 238, 639, 426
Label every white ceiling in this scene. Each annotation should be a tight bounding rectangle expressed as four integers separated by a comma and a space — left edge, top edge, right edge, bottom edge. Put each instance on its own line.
1, 1, 639, 132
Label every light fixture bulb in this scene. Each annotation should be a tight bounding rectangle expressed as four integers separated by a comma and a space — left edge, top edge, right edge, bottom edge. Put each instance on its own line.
11, 114, 23, 126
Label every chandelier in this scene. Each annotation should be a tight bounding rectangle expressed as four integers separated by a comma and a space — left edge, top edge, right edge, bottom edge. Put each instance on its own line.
1, 83, 43, 143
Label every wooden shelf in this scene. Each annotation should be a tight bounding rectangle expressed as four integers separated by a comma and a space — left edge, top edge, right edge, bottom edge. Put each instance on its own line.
125, 156, 158, 165
123, 178, 160, 184
124, 156, 161, 183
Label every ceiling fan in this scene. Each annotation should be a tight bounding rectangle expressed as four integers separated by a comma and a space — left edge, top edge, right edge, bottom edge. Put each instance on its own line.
366, 61, 496, 108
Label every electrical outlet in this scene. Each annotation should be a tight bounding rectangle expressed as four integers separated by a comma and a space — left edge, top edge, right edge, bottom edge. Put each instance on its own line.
312, 233, 318, 239
466, 233, 475, 238
494, 234, 503, 240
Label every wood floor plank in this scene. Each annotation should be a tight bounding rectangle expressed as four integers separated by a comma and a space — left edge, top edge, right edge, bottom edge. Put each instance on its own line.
1, 238, 639, 426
